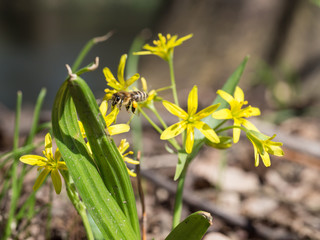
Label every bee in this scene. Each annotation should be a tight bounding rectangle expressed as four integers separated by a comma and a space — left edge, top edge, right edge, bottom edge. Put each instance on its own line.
111, 91, 148, 113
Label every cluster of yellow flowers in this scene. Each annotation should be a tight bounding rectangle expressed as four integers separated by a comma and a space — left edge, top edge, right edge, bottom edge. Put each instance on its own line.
19, 33, 283, 194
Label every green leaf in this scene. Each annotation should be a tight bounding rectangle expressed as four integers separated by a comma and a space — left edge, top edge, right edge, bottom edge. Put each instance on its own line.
174, 150, 188, 181
52, 82, 138, 239
165, 211, 213, 240
68, 76, 140, 238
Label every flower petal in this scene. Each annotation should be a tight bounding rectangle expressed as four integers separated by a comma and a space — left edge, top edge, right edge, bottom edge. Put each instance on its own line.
234, 86, 244, 102
78, 120, 86, 138
241, 119, 259, 132
127, 168, 137, 177
117, 54, 127, 86
33, 168, 50, 191
57, 161, 68, 170
103, 67, 116, 83
233, 119, 242, 143
216, 89, 234, 103
125, 73, 140, 87
260, 152, 271, 167
185, 125, 194, 154
20, 155, 48, 166
193, 121, 220, 143
188, 85, 198, 115
51, 169, 62, 194
212, 108, 232, 119
44, 133, 53, 158
194, 103, 220, 120
99, 100, 108, 117
162, 101, 188, 119
108, 124, 130, 135
160, 121, 187, 140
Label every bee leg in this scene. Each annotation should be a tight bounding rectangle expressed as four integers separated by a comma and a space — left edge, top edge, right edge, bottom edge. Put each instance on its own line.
131, 101, 138, 114
126, 99, 133, 112
118, 99, 123, 110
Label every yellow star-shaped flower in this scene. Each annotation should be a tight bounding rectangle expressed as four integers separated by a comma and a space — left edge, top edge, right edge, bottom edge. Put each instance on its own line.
246, 130, 284, 167
117, 139, 139, 177
134, 33, 193, 62
212, 86, 261, 143
103, 54, 140, 100
160, 85, 220, 154
20, 133, 67, 194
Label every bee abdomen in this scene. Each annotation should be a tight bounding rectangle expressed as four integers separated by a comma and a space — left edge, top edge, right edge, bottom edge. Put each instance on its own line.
131, 91, 148, 102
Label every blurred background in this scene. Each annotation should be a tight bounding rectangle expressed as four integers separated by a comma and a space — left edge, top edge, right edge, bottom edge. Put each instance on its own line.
1, 0, 320, 239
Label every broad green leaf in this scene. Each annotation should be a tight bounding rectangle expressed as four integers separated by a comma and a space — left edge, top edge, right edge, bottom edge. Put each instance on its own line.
52, 81, 138, 239
68, 76, 140, 238
165, 211, 213, 240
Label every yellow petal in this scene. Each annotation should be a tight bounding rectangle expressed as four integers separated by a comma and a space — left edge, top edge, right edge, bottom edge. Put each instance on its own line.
125, 73, 140, 87
217, 89, 234, 103
141, 77, 148, 92
78, 121, 86, 139
108, 124, 130, 135
160, 121, 187, 140
188, 85, 198, 116
194, 103, 220, 120
99, 100, 108, 116
127, 168, 137, 177
105, 107, 119, 127
20, 155, 48, 166
117, 54, 127, 86
233, 119, 242, 143
234, 86, 244, 102
33, 168, 50, 191
193, 121, 220, 143
57, 161, 68, 170
185, 125, 194, 154
55, 148, 61, 162
163, 101, 188, 119
51, 169, 62, 194
212, 108, 232, 119
241, 119, 259, 132
103, 67, 116, 82
124, 157, 140, 165
44, 133, 53, 158
260, 152, 271, 167
253, 144, 260, 167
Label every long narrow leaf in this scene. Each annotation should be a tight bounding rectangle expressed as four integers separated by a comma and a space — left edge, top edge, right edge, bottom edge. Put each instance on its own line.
68, 76, 140, 238
52, 81, 137, 239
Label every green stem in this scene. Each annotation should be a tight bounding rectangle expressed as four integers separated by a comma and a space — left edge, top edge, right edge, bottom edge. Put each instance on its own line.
149, 105, 168, 129
139, 107, 180, 151
61, 171, 94, 240
172, 159, 189, 228
3, 91, 22, 240
215, 125, 246, 134
168, 58, 179, 107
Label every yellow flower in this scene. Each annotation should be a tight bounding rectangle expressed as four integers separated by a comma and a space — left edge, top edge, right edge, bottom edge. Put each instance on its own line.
103, 54, 140, 100
246, 130, 284, 167
160, 85, 220, 154
117, 139, 139, 177
134, 33, 193, 61
212, 86, 261, 143
19, 133, 67, 194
